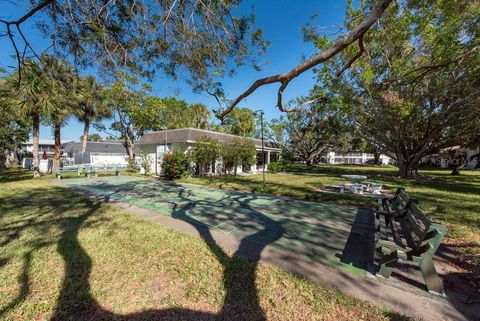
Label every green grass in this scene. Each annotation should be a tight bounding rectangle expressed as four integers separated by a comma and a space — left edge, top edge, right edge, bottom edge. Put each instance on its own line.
0, 168, 408, 321
180, 164, 480, 267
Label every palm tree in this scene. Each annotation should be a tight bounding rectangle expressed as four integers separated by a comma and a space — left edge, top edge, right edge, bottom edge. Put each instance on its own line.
189, 103, 210, 129
7, 60, 53, 177
42, 56, 78, 171
76, 76, 109, 154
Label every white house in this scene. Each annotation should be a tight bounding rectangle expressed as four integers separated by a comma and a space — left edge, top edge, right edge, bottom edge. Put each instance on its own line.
63, 141, 139, 166
321, 151, 392, 165
421, 147, 480, 169
138, 128, 282, 175
22, 139, 72, 156
21, 139, 73, 171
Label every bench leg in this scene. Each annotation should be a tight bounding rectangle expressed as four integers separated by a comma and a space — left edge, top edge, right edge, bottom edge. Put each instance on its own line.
377, 250, 398, 278
417, 257, 444, 295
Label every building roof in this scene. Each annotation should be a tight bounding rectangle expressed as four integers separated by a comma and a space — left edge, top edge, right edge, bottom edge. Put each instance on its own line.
24, 139, 73, 145
138, 128, 282, 150
63, 141, 140, 154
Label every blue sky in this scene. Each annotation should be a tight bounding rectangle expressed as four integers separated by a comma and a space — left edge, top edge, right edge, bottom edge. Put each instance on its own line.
0, 0, 349, 141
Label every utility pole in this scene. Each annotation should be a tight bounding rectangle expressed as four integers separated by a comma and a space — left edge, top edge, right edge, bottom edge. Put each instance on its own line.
165, 129, 168, 153
259, 110, 265, 192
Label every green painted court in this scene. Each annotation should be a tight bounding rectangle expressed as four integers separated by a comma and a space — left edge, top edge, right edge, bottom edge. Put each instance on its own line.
61, 176, 375, 276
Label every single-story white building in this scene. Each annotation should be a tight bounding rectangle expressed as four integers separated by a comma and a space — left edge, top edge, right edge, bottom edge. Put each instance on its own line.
138, 128, 282, 175
63, 141, 139, 166
321, 151, 392, 165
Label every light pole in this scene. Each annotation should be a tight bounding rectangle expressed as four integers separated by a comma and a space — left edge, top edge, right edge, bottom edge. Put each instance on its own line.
164, 129, 168, 153
255, 110, 265, 192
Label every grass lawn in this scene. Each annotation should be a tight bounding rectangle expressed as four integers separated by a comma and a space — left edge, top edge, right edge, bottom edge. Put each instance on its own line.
180, 164, 480, 269
0, 168, 407, 321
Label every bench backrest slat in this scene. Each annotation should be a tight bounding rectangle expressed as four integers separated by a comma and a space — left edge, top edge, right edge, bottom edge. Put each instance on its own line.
390, 189, 411, 213
405, 203, 436, 250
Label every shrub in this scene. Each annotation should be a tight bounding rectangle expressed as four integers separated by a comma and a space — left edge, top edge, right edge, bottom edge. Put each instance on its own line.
219, 140, 237, 174
219, 138, 256, 175
236, 138, 256, 166
162, 150, 190, 180
140, 152, 150, 175
268, 159, 290, 173
127, 158, 138, 173
190, 136, 219, 176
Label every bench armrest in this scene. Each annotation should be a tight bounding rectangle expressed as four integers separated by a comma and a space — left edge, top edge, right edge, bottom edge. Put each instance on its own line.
375, 239, 407, 257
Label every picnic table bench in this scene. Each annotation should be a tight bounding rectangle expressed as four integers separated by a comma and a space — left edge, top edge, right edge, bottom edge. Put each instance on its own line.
91, 165, 121, 177
375, 188, 447, 295
56, 165, 90, 179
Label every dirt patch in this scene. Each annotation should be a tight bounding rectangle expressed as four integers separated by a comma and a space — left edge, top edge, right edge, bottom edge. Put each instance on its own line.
436, 239, 480, 299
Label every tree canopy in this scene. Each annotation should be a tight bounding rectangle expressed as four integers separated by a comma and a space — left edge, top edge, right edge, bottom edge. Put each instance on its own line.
222, 107, 256, 137
0, 76, 29, 170
1, 0, 268, 92
311, 0, 480, 177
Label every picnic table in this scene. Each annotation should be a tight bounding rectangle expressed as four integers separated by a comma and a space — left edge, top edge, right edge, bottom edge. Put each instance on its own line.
340, 174, 368, 193
362, 181, 383, 195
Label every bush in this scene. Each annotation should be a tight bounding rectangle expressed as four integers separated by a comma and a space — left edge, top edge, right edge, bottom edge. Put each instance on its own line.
268, 159, 290, 173
140, 152, 150, 175
190, 136, 219, 176
219, 138, 256, 175
127, 158, 138, 173
162, 150, 190, 180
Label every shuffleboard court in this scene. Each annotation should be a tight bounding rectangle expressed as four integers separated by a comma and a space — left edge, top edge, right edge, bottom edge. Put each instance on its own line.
61, 176, 375, 276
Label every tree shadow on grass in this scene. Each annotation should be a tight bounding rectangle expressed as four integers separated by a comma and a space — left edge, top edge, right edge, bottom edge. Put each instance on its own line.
0, 180, 415, 321
48, 187, 286, 321
0, 184, 284, 321
0, 167, 33, 183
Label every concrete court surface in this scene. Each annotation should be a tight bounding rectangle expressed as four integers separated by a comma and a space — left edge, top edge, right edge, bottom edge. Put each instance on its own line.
57, 175, 478, 321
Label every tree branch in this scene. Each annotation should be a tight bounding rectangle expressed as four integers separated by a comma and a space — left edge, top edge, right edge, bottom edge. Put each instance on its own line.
380, 43, 480, 87
214, 0, 393, 119
336, 34, 365, 77
0, 0, 54, 26
1, 0, 54, 84
6, 24, 22, 84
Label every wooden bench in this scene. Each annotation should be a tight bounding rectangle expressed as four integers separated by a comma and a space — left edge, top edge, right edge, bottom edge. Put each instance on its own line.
91, 165, 120, 177
376, 187, 417, 225
56, 166, 85, 179
376, 200, 447, 295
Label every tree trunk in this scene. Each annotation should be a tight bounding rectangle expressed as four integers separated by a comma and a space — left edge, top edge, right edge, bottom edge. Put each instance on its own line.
53, 122, 62, 171
122, 133, 135, 159
450, 157, 467, 175
0, 150, 6, 171
451, 167, 461, 175
81, 118, 90, 154
397, 154, 418, 178
32, 113, 40, 178
373, 151, 380, 165
305, 154, 314, 166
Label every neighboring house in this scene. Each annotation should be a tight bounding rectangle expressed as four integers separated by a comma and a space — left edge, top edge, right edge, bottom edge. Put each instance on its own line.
22, 139, 73, 170
22, 139, 72, 156
421, 147, 480, 169
63, 141, 139, 166
321, 151, 392, 165
138, 128, 282, 175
